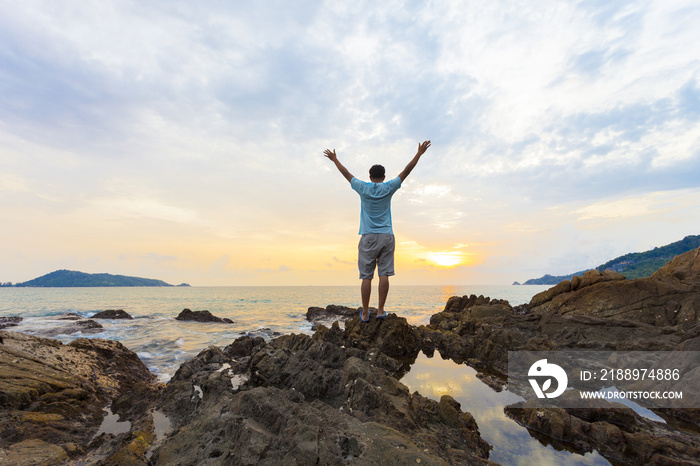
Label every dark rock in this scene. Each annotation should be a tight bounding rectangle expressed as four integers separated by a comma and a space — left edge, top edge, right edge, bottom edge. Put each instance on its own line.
0, 316, 22, 330
529, 247, 700, 325
77, 319, 104, 331
175, 309, 233, 323
440, 294, 512, 317
306, 304, 371, 322
342, 313, 423, 360
93, 309, 134, 319
223, 335, 265, 358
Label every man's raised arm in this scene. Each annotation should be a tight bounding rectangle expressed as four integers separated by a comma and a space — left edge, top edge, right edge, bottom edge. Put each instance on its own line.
398, 140, 431, 181
323, 149, 354, 183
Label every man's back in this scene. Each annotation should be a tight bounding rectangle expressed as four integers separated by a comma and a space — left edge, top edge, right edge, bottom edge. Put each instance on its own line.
351, 177, 402, 235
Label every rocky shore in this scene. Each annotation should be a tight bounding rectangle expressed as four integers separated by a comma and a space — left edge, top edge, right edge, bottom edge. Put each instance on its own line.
0, 331, 160, 464
1, 246, 699, 464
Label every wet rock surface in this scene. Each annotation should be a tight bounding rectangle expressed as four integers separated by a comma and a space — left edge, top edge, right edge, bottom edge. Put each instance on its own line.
175, 308, 233, 323
153, 315, 492, 465
0, 330, 160, 465
36, 316, 106, 338
0, 316, 22, 330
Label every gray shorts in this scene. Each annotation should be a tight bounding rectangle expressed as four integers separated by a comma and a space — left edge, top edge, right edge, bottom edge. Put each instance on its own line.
358, 234, 395, 279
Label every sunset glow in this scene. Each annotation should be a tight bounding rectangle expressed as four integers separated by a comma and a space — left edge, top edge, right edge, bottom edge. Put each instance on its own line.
425, 252, 466, 268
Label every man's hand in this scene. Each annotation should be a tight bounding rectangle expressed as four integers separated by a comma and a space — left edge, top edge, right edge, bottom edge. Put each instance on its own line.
323, 148, 353, 182
416, 140, 431, 156
323, 149, 337, 162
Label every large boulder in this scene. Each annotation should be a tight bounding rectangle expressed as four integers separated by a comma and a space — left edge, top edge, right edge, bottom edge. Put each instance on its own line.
93, 309, 133, 319
306, 304, 362, 321
529, 247, 700, 325
175, 309, 233, 323
342, 313, 423, 360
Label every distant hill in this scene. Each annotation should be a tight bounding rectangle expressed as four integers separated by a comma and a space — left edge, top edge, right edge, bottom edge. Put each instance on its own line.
523, 235, 700, 285
14, 270, 177, 287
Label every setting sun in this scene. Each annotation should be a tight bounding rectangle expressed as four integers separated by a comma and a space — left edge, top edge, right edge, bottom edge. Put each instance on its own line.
425, 252, 464, 267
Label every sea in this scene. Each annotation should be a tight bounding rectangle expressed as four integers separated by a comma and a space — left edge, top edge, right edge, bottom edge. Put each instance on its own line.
0, 284, 612, 465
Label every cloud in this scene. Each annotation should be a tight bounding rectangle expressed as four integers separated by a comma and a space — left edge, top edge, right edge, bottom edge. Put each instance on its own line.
0, 173, 29, 193
332, 256, 353, 266
142, 252, 178, 263
574, 189, 700, 221
88, 197, 198, 223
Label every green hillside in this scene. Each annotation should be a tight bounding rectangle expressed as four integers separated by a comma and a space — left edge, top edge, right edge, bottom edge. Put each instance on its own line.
14, 269, 174, 287
523, 235, 700, 285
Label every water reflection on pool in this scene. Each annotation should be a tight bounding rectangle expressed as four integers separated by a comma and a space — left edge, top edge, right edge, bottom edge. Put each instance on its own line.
401, 352, 610, 465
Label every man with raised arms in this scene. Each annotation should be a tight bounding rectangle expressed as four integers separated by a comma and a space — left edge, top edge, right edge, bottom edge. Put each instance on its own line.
323, 140, 431, 322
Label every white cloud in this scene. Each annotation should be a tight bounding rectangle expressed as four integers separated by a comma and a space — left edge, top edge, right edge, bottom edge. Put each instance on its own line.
574, 188, 700, 221
88, 197, 198, 224
0, 173, 29, 193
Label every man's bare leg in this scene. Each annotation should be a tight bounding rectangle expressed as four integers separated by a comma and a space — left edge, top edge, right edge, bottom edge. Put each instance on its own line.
377, 275, 389, 317
361, 278, 372, 320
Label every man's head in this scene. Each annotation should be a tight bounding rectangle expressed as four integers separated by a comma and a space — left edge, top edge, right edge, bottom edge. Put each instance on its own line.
369, 164, 386, 182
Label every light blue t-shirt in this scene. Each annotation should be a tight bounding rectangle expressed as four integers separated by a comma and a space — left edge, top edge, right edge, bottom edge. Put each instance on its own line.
350, 176, 402, 235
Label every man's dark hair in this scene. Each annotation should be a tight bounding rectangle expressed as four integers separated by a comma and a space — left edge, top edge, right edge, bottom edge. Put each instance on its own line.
369, 164, 385, 179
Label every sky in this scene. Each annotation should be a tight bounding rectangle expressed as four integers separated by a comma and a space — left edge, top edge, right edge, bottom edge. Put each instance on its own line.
1, 0, 699, 286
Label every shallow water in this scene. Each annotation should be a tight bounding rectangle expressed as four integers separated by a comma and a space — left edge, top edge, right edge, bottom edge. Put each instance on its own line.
402, 352, 611, 465
93, 407, 131, 439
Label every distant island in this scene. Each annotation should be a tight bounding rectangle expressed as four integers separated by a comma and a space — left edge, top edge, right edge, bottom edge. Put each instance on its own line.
523, 235, 700, 285
3, 269, 190, 287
